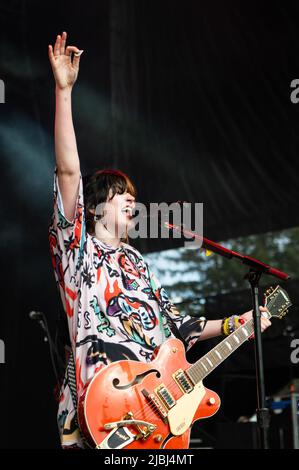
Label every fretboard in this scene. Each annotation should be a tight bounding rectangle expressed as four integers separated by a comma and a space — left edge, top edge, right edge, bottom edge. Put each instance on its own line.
187, 319, 254, 385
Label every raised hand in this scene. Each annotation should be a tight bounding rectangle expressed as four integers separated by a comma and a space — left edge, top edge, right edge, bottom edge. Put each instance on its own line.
48, 32, 83, 90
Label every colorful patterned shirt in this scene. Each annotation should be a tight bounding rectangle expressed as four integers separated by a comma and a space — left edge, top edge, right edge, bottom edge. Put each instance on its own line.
49, 172, 206, 448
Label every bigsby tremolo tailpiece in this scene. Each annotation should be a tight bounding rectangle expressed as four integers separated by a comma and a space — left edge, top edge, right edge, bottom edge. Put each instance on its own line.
104, 411, 156, 441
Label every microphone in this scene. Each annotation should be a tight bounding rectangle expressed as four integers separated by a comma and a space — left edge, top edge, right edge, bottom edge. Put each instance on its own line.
29, 310, 44, 321
29, 310, 48, 339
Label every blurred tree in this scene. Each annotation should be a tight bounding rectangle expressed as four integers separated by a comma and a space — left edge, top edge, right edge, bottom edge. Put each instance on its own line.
145, 227, 299, 305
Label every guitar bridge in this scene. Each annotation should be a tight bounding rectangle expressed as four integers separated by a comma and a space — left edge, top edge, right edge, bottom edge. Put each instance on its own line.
142, 388, 168, 422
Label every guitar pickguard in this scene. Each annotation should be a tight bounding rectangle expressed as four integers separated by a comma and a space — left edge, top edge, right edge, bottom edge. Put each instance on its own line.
167, 381, 206, 435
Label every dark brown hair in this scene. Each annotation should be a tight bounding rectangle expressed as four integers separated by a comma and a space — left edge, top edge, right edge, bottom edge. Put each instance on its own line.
83, 169, 137, 235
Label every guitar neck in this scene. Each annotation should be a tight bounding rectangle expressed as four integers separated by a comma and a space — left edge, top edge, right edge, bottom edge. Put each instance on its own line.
187, 319, 255, 385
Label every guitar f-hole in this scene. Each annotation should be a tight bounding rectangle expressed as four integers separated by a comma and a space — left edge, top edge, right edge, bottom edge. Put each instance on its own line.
113, 369, 161, 390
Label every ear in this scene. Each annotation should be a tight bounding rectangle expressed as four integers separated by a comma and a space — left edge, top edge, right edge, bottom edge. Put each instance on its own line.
108, 188, 115, 201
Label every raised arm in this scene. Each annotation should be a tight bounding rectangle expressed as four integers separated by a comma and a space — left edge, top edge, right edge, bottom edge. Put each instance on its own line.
48, 31, 83, 221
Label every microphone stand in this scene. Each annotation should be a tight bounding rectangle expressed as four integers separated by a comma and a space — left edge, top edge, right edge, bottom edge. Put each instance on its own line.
29, 311, 63, 388
165, 223, 290, 449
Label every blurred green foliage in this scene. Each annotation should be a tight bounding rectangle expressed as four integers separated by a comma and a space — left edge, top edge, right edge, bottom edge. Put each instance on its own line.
145, 227, 299, 302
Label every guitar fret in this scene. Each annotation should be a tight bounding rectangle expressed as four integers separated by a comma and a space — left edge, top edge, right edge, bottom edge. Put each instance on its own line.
186, 288, 291, 387
206, 358, 213, 368
209, 353, 218, 366
188, 369, 200, 385
215, 351, 222, 360
188, 320, 254, 384
241, 327, 249, 337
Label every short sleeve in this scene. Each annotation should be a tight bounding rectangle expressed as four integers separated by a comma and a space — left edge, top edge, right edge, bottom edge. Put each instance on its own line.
147, 265, 206, 351
49, 170, 86, 319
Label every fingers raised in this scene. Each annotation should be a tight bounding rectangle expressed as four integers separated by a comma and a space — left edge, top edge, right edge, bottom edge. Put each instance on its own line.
48, 45, 55, 65
60, 31, 67, 55
54, 34, 61, 56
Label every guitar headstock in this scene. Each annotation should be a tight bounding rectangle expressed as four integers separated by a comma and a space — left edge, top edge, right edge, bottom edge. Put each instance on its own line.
264, 285, 292, 319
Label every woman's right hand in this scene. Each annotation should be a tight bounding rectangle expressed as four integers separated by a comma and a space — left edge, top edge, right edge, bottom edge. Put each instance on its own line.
48, 31, 83, 90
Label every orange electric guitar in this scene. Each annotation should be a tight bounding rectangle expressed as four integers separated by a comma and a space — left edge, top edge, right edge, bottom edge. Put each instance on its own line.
78, 285, 291, 449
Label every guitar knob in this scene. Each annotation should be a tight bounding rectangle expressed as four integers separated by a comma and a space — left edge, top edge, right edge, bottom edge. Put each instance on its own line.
208, 397, 216, 406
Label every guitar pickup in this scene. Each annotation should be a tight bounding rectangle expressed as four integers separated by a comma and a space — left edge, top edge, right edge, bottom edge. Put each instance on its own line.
155, 384, 176, 410
173, 369, 194, 394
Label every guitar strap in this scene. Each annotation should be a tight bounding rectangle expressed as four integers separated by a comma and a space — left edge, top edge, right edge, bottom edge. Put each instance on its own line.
67, 348, 91, 448
66, 346, 78, 412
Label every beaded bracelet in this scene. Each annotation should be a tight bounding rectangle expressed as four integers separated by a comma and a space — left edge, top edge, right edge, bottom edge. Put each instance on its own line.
229, 315, 241, 335
221, 315, 242, 337
221, 317, 230, 337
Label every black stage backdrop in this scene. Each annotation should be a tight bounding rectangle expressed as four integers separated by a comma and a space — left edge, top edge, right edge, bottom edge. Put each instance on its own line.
0, 0, 298, 448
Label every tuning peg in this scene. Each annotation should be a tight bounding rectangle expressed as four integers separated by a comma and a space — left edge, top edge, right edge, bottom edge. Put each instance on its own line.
280, 310, 288, 319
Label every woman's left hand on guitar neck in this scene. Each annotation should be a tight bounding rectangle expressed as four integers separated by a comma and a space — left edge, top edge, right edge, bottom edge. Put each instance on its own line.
241, 306, 271, 333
